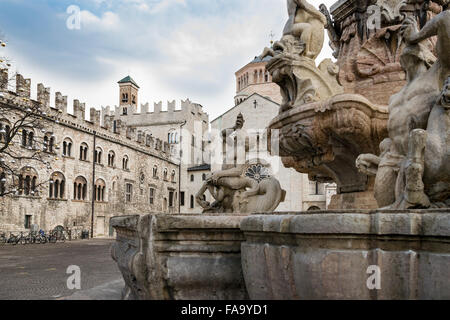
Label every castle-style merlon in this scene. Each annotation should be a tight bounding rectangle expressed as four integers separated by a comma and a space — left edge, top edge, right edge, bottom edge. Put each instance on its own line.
137, 130, 145, 144
181, 98, 193, 111
126, 127, 136, 140
154, 101, 162, 113
0, 69, 8, 91
37, 83, 50, 107
146, 134, 154, 148
73, 99, 85, 120
90, 107, 100, 126
141, 103, 149, 114
55, 92, 68, 113
16, 74, 31, 98
168, 100, 176, 112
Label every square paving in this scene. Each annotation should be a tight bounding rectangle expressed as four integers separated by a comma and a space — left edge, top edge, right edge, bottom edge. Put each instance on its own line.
0, 239, 122, 300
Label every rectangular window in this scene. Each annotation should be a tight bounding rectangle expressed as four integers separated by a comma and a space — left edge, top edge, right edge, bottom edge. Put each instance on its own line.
126, 183, 133, 203
169, 191, 174, 208
24, 215, 32, 229
180, 192, 185, 206
309, 181, 325, 195
149, 188, 155, 205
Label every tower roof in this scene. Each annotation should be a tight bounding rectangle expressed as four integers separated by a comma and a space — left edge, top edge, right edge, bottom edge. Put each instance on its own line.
118, 75, 140, 89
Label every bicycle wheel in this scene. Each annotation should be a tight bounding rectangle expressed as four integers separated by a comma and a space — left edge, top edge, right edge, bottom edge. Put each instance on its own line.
19, 237, 26, 245
9, 236, 17, 245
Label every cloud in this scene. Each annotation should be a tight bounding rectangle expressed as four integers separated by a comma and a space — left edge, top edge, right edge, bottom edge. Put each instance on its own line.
0, 0, 337, 120
80, 10, 120, 30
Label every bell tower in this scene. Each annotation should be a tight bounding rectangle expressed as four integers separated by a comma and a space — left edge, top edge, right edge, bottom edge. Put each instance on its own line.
118, 76, 140, 115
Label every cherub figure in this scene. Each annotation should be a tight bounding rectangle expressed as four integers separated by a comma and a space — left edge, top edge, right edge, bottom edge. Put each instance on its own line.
283, 0, 327, 59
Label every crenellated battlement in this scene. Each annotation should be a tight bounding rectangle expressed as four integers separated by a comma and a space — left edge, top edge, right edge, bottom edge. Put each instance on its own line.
103, 98, 209, 129
0, 69, 176, 161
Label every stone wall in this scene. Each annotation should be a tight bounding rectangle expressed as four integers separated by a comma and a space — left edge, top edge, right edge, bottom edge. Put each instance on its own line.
0, 71, 179, 236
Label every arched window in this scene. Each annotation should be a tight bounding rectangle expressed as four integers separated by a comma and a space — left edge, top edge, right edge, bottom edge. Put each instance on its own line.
163, 168, 168, 181
168, 130, 178, 144
95, 179, 106, 202
18, 167, 39, 196
21, 129, 27, 147
202, 173, 206, 181
49, 172, 65, 199
108, 151, 115, 167
149, 187, 155, 205
171, 170, 176, 182
153, 166, 158, 179
63, 138, 73, 157
0, 171, 6, 195
308, 206, 321, 211
79, 143, 88, 161
190, 195, 194, 209
0, 121, 11, 142
21, 129, 34, 149
43, 133, 56, 153
122, 93, 129, 103
94, 147, 103, 164
73, 176, 88, 200
190, 174, 194, 182
122, 155, 129, 170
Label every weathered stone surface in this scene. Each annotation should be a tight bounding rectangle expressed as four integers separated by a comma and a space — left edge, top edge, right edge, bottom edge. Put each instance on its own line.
357, 10, 450, 209
264, 0, 446, 209
197, 113, 286, 214
268, 93, 388, 203
111, 214, 249, 300
241, 210, 450, 300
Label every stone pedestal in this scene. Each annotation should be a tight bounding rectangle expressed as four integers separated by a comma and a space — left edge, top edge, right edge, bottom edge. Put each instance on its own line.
240, 210, 450, 300
327, 191, 378, 210
111, 214, 248, 300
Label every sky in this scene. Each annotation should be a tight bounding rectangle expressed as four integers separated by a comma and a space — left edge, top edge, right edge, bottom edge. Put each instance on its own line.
0, 0, 336, 120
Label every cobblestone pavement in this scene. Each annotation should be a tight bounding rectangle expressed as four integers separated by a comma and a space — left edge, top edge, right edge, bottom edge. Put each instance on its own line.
0, 239, 122, 300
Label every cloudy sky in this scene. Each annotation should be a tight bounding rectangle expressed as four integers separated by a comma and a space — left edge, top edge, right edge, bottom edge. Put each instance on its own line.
0, 0, 336, 120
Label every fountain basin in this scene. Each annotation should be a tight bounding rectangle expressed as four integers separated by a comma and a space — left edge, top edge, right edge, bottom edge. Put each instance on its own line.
268, 93, 389, 209
241, 210, 450, 300
111, 214, 248, 300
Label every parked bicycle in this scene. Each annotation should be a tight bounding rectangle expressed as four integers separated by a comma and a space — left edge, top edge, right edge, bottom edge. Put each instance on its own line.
9, 232, 26, 245
2, 227, 69, 245
0, 232, 7, 244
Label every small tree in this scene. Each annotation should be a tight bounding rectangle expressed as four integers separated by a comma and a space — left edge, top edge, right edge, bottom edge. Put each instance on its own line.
0, 33, 61, 197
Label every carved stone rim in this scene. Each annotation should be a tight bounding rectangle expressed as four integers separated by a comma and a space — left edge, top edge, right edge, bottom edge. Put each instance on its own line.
241, 210, 450, 237
269, 93, 388, 130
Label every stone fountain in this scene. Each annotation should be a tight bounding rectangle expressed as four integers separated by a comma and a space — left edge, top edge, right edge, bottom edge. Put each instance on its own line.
266, 0, 442, 209
111, 0, 450, 300
241, 0, 450, 299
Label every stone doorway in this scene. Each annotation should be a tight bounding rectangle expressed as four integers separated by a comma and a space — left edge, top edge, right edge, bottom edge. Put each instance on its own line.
96, 216, 105, 236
